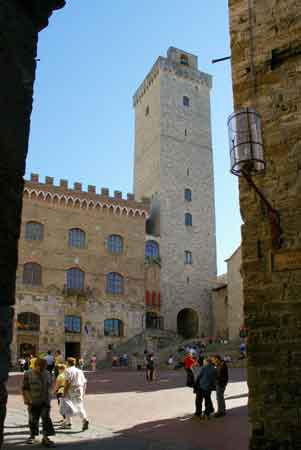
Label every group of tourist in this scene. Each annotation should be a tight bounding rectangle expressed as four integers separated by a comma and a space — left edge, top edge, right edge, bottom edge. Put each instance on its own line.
184, 351, 229, 419
111, 353, 129, 367
21, 353, 89, 447
18, 351, 96, 373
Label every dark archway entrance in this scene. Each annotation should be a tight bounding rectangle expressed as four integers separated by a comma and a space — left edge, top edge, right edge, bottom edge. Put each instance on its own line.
65, 342, 81, 359
177, 308, 199, 338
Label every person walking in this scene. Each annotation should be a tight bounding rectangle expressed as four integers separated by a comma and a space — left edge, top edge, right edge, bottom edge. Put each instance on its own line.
194, 357, 217, 420
212, 355, 229, 417
60, 358, 89, 431
22, 357, 55, 447
146, 353, 155, 382
78, 356, 84, 370
54, 364, 66, 422
45, 351, 54, 375
184, 351, 197, 388
91, 354, 97, 372
54, 350, 63, 379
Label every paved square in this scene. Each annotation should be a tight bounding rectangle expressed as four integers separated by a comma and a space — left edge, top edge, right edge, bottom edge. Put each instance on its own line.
4, 368, 248, 450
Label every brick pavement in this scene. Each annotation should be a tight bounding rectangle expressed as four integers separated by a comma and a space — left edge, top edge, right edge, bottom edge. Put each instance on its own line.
4, 368, 248, 450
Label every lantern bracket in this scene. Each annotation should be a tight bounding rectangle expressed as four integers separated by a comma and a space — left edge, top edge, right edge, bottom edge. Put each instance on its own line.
241, 169, 281, 249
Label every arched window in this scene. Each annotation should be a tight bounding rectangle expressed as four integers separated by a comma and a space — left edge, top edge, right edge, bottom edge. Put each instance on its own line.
106, 272, 124, 295
67, 268, 84, 290
64, 315, 81, 333
183, 96, 190, 107
145, 240, 159, 258
23, 263, 42, 286
104, 319, 124, 337
180, 54, 189, 66
25, 222, 44, 241
184, 188, 192, 202
107, 235, 123, 254
68, 228, 86, 249
185, 213, 192, 226
185, 250, 193, 264
17, 312, 40, 331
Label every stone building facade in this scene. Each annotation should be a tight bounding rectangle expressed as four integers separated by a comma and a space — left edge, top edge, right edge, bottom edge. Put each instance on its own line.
212, 275, 228, 339
226, 246, 243, 341
212, 246, 243, 341
133, 47, 217, 338
13, 175, 149, 363
228, 0, 301, 448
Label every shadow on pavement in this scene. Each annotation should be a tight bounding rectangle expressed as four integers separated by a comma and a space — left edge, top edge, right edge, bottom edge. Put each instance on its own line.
4, 405, 248, 450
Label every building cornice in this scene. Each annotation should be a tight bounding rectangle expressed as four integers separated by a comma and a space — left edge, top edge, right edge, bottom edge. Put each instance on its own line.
24, 175, 149, 218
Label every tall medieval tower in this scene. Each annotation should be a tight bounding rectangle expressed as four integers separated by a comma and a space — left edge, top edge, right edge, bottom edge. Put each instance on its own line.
133, 47, 216, 337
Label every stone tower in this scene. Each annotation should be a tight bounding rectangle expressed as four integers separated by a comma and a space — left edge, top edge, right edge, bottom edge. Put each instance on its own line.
133, 47, 216, 337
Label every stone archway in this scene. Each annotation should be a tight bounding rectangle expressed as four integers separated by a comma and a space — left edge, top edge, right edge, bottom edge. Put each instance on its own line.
177, 308, 199, 338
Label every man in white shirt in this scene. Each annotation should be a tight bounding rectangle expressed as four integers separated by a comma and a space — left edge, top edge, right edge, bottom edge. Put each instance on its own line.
61, 358, 89, 431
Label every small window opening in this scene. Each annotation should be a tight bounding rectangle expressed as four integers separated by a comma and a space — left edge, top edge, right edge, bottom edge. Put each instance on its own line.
180, 54, 189, 66
183, 96, 190, 107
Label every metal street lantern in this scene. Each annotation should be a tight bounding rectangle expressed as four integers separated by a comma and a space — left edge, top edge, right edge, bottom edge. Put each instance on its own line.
228, 107, 282, 248
228, 108, 265, 176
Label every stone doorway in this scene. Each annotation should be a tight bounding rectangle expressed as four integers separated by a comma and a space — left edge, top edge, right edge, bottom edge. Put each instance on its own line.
17, 336, 39, 358
65, 342, 81, 359
177, 308, 199, 338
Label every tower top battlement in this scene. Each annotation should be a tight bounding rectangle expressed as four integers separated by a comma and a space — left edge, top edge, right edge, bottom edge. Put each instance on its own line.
133, 47, 212, 106
166, 47, 198, 70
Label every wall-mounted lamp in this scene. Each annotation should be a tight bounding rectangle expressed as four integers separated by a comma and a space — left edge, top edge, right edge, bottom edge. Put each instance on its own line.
228, 108, 281, 248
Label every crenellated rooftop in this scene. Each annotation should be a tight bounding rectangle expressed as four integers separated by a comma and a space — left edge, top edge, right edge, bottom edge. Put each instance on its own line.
133, 47, 212, 107
24, 174, 150, 218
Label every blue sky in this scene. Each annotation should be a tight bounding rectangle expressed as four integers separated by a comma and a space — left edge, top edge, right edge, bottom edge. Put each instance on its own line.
27, 1, 241, 274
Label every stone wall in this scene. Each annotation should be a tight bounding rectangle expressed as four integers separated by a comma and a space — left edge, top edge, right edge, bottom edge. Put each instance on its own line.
228, 0, 301, 448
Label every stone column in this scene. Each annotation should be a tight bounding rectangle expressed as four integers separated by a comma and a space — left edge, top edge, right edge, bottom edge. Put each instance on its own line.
0, 1, 65, 446
228, 0, 301, 449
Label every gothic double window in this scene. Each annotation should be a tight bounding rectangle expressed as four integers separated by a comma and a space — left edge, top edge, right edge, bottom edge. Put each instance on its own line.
66, 268, 85, 290
23, 263, 42, 286
107, 235, 123, 254
65, 315, 81, 333
25, 222, 44, 241
68, 228, 86, 249
106, 272, 124, 295
104, 318, 124, 337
